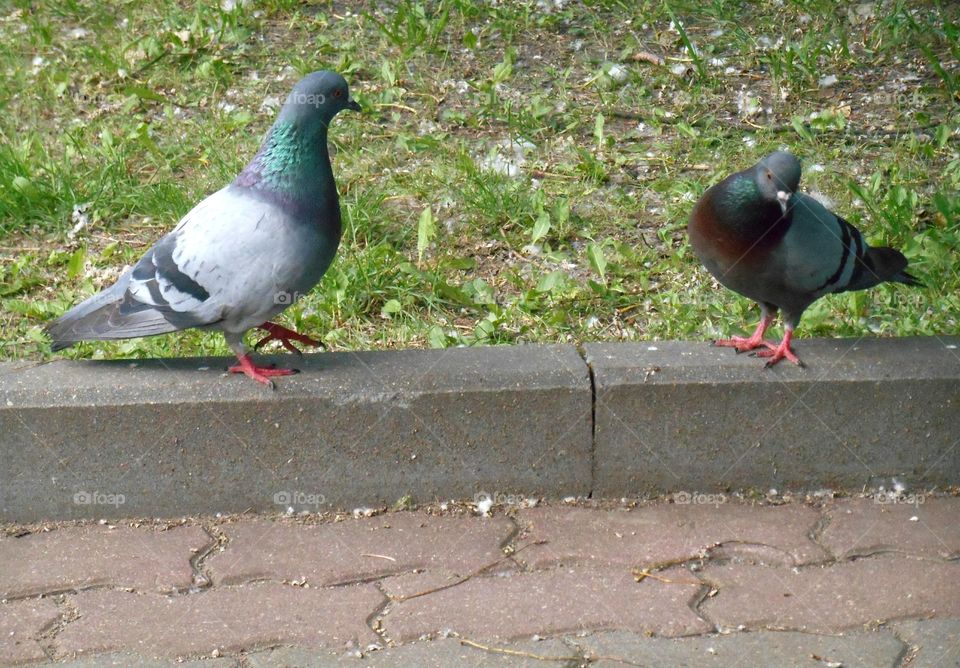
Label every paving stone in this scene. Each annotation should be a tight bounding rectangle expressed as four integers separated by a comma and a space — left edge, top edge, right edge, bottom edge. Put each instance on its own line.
700, 556, 960, 633
376, 570, 497, 603
381, 566, 710, 642
891, 618, 960, 668
57, 583, 382, 659
245, 638, 575, 667
208, 514, 515, 586
245, 646, 341, 667
0, 598, 60, 665
516, 503, 825, 570
585, 337, 960, 494
0, 526, 210, 598
1, 345, 591, 521
822, 497, 960, 559
573, 629, 906, 668
379, 565, 532, 606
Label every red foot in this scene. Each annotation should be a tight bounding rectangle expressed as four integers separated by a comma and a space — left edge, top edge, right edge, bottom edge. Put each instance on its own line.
254, 322, 322, 355
228, 354, 298, 387
713, 335, 776, 354
754, 330, 805, 368
712, 315, 776, 353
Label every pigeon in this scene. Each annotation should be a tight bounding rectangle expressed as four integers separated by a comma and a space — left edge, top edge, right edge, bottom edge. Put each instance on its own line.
46, 70, 361, 386
688, 151, 920, 367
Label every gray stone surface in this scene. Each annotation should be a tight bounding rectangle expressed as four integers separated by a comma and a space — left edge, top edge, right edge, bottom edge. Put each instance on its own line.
585, 337, 960, 495
246, 638, 575, 667
3, 337, 958, 522
573, 629, 907, 668
0, 345, 590, 521
892, 618, 960, 668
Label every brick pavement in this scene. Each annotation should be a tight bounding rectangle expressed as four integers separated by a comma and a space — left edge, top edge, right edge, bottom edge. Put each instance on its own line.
1, 496, 958, 666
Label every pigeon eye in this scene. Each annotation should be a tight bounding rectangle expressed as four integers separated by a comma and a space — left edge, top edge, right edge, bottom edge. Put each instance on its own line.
333, 89, 343, 98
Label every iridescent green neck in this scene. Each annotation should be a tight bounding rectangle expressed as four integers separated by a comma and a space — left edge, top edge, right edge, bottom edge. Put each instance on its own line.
724, 174, 761, 208
236, 120, 335, 207
714, 171, 787, 237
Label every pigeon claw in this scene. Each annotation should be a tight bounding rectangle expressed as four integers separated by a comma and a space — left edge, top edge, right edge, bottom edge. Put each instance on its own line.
254, 321, 324, 355
711, 315, 776, 354
712, 336, 775, 354
755, 343, 804, 368
229, 354, 299, 388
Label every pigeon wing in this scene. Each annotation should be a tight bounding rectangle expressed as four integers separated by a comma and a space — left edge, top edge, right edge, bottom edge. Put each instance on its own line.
46, 187, 292, 349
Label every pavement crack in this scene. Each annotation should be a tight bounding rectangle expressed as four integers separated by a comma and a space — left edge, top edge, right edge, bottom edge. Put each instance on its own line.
705, 540, 805, 567
389, 541, 545, 603
188, 524, 223, 591
809, 506, 833, 554
368, 581, 394, 645
577, 343, 598, 500
500, 515, 522, 554
460, 637, 583, 665
2, 582, 171, 602
565, 634, 644, 667
34, 594, 78, 661
887, 624, 918, 668
325, 572, 398, 588
689, 577, 719, 632
627, 554, 716, 634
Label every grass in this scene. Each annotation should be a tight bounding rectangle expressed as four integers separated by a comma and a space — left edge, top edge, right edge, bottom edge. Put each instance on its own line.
1, 0, 958, 363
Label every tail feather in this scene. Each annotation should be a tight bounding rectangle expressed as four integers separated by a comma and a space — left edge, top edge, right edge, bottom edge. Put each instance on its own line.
46, 302, 182, 350
45, 275, 181, 350
892, 268, 922, 288
847, 246, 922, 291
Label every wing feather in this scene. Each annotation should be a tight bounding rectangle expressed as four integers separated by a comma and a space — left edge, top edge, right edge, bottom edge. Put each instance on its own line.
46, 186, 298, 348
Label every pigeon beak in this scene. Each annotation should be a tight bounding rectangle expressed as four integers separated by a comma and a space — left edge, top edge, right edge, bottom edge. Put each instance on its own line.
347, 98, 362, 112
776, 190, 791, 214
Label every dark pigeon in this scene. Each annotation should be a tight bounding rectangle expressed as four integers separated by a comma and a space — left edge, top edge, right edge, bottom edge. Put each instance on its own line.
688, 151, 920, 367
46, 71, 362, 386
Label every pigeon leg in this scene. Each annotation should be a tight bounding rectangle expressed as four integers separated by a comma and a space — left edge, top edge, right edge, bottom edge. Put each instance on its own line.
712, 312, 777, 353
228, 353, 298, 387
254, 322, 323, 355
755, 327, 804, 368
222, 330, 298, 387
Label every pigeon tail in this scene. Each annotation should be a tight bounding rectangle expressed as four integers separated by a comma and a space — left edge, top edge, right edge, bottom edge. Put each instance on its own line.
45, 274, 183, 350
849, 246, 922, 292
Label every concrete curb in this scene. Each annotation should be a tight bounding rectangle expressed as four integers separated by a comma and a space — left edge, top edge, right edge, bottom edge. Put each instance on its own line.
1, 337, 958, 520
585, 337, 960, 496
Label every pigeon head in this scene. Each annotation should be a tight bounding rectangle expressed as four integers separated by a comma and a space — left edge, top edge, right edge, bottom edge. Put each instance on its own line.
276, 70, 362, 128
755, 151, 801, 212
236, 70, 360, 199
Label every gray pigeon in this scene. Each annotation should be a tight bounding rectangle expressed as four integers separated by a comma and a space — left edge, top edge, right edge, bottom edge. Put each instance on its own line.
688, 151, 920, 367
46, 70, 361, 385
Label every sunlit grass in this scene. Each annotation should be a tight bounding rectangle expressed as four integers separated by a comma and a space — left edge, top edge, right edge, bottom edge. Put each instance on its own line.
1, 0, 957, 362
